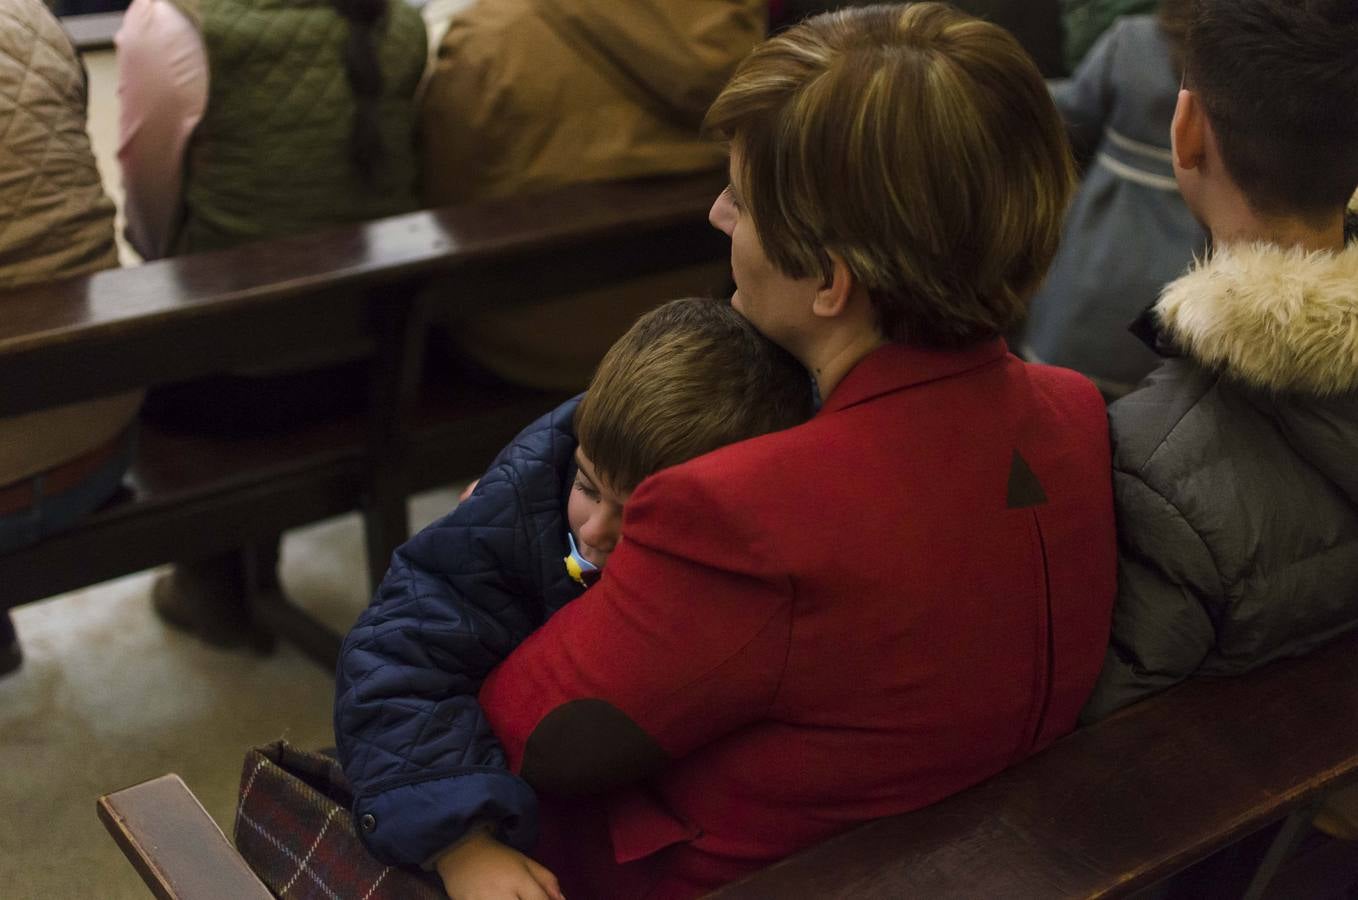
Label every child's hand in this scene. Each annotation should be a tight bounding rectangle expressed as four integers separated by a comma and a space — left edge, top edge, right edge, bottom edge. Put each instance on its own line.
458, 479, 480, 503
435, 826, 564, 900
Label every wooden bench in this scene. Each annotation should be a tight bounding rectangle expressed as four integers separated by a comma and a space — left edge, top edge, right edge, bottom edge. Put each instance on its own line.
98, 627, 1358, 898
0, 172, 727, 666
712, 628, 1358, 899
62, 10, 124, 51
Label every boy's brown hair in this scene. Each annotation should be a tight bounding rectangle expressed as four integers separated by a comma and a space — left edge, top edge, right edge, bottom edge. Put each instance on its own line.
1183, 0, 1358, 221
575, 297, 813, 493
704, 2, 1074, 349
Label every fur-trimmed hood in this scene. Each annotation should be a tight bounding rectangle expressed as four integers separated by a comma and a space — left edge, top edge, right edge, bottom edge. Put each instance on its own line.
1149, 220, 1358, 506
1155, 236, 1358, 396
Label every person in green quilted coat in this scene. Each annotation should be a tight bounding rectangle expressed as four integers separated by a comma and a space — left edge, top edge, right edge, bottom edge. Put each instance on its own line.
117, 0, 425, 258
114, 0, 426, 644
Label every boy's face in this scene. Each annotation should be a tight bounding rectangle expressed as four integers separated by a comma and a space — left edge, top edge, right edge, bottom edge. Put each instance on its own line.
567, 447, 631, 569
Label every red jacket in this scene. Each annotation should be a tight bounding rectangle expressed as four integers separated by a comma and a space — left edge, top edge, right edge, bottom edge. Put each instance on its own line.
481, 340, 1116, 898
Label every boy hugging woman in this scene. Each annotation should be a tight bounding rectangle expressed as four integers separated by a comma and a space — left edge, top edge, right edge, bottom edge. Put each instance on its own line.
335, 297, 813, 896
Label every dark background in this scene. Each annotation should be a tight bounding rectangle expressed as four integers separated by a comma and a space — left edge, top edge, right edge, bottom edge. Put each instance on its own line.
50, 0, 132, 14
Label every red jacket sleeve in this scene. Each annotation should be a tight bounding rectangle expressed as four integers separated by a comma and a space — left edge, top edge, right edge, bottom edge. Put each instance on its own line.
479, 462, 792, 795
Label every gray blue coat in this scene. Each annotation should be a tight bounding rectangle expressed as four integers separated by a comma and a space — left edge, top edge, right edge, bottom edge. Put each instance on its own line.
1023, 16, 1208, 397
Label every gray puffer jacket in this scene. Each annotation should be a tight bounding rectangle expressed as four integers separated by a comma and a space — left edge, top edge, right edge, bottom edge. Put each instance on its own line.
1083, 219, 1358, 722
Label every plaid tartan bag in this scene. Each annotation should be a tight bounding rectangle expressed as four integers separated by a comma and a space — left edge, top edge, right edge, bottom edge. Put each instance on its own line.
234, 740, 444, 900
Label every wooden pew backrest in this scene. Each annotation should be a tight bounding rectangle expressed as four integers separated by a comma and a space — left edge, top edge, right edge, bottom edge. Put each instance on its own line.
0, 173, 727, 419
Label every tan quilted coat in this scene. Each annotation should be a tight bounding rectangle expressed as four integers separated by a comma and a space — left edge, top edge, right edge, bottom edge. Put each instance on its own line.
420, 0, 763, 390
0, 0, 140, 485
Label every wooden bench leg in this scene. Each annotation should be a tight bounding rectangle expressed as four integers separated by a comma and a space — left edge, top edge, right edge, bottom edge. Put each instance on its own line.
1242, 799, 1324, 900
250, 586, 343, 671
245, 288, 428, 671
241, 532, 344, 670
363, 483, 408, 594
361, 285, 428, 592
0, 610, 21, 675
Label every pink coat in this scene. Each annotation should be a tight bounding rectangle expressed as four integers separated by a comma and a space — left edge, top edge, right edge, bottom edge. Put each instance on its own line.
481, 340, 1116, 898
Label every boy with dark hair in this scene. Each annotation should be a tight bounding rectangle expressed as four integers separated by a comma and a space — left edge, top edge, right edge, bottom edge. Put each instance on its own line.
333, 297, 813, 895
1082, 0, 1358, 722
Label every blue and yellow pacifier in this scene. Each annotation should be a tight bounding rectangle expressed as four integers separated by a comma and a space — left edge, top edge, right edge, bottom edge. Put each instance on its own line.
564, 532, 602, 587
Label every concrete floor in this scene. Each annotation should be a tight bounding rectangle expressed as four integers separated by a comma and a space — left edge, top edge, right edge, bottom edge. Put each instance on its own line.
0, 488, 461, 899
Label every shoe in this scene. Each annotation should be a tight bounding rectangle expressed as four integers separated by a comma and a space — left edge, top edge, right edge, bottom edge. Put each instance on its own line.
152, 559, 275, 653
0, 612, 21, 676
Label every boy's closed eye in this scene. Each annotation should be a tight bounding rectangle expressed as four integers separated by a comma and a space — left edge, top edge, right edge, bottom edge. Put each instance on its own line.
573, 473, 601, 502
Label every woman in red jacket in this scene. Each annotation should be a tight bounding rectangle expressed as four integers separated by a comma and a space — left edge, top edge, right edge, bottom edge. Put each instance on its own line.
445, 5, 1117, 898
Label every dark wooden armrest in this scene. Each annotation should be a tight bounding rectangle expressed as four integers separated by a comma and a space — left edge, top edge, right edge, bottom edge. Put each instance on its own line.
97, 774, 273, 900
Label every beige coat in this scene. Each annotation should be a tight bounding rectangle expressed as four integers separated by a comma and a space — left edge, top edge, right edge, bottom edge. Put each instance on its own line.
0, 0, 141, 485
421, 0, 763, 389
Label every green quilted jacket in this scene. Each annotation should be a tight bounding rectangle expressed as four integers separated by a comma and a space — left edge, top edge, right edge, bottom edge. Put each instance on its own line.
168, 0, 425, 253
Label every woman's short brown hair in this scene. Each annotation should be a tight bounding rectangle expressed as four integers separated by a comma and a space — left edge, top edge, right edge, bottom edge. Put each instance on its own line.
705, 2, 1074, 348
575, 298, 814, 494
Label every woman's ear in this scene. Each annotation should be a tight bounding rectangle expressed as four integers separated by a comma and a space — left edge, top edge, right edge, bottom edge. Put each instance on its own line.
811, 251, 855, 319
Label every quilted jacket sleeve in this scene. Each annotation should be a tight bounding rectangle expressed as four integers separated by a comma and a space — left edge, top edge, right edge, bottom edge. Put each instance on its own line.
1079, 469, 1220, 723
480, 461, 791, 796
333, 465, 548, 867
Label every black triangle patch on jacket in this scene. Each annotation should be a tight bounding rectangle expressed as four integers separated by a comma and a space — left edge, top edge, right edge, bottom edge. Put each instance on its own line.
1007, 450, 1048, 509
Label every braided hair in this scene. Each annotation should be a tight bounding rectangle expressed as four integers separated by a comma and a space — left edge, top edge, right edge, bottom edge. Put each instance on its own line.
330, 0, 387, 184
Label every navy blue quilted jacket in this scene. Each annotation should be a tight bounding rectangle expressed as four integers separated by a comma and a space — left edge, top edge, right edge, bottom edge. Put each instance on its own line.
334, 396, 585, 867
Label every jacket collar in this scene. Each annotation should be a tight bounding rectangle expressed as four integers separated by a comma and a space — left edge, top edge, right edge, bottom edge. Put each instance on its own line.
1150, 228, 1358, 396
819, 338, 1009, 414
